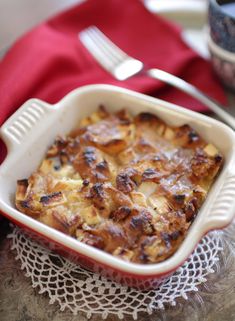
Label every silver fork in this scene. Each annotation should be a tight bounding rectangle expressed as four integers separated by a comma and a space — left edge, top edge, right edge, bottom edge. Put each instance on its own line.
79, 26, 235, 130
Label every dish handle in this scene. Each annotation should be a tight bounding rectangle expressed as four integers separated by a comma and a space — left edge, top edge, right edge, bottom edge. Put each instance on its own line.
0, 98, 55, 155
203, 169, 235, 232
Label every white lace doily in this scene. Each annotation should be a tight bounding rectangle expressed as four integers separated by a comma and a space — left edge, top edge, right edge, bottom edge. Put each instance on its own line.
8, 226, 223, 320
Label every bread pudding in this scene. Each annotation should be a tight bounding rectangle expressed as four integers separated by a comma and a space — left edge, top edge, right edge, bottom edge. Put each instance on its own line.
15, 106, 223, 264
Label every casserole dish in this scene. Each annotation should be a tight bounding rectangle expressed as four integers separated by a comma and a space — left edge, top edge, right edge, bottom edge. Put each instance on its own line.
0, 84, 235, 289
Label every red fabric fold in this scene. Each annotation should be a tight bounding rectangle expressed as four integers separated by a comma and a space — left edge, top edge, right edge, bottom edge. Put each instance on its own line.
0, 0, 227, 164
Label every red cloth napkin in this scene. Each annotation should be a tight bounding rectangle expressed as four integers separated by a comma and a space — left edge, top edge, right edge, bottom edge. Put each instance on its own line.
0, 0, 227, 165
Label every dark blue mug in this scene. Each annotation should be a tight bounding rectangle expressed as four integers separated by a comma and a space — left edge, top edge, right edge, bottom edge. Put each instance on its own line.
208, 0, 235, 53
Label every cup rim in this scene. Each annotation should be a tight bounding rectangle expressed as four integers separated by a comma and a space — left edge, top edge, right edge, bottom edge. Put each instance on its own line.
208, 33, 235, 62
210, 0, 235, 20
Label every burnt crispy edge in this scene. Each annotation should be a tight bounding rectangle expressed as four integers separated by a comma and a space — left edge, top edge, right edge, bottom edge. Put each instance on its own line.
40, 192, 63, 205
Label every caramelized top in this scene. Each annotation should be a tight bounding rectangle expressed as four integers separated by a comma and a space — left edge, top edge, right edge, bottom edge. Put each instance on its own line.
15, 106, 223, 264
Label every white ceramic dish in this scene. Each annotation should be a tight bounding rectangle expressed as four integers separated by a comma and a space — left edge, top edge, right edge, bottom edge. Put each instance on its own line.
208, 34, 235, 63
208, 34, 235, 91
0, 84, 235, 289
145, 0, 207, 27
145, 0, 209, 59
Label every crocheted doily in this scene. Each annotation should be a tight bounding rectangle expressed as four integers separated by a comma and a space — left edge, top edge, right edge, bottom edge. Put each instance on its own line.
8, 226, 223, 320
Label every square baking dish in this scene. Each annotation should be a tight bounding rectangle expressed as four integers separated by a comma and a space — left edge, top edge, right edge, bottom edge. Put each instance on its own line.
1, 84, 235, 290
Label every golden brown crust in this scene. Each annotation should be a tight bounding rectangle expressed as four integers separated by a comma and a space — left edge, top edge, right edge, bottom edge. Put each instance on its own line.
15, 106, 223, 264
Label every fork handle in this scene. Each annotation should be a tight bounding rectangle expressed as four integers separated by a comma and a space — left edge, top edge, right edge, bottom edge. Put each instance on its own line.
147, 68, 235, 130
